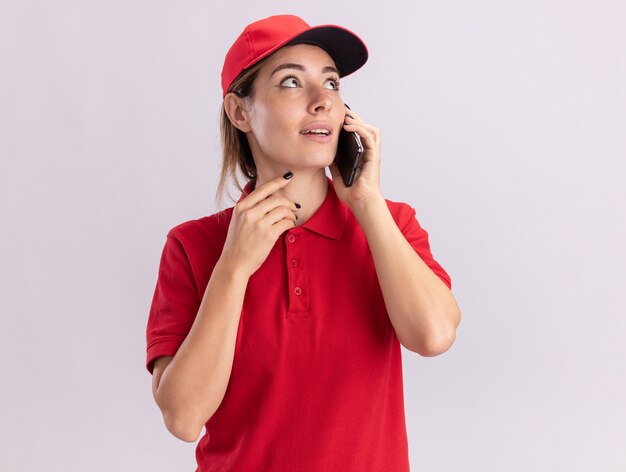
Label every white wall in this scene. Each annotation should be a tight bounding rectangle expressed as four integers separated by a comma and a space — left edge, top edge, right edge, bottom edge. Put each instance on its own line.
1, 1, 624, 470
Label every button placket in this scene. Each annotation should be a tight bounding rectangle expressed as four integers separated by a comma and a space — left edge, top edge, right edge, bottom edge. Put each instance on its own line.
285, 230, 309, 316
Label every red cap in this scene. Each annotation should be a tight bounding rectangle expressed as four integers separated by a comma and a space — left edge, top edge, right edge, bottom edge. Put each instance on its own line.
221, 14, 369, 98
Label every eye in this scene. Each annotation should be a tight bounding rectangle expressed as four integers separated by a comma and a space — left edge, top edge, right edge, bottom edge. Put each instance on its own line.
279, 74, 341, 90
280, 75, 299, 88
325, 76, 341, 90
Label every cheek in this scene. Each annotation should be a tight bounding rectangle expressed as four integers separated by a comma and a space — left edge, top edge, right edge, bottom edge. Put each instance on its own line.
255, 105, 294, 131
249, 109, 273, 143
256, 113, 295, 145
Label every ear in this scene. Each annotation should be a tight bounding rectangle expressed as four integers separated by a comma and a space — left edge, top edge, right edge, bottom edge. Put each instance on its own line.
223, 93, 252, 133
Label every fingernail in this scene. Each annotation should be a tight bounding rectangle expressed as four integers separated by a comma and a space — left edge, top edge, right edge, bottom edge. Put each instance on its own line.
346, 114, 354, 119
344, 103, 351, 110
295, 202, 301, 209
283, 171, 293, 179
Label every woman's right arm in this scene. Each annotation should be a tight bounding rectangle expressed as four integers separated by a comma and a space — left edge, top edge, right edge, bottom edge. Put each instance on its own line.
150, 173, 298, 443
151, 258, 250, 443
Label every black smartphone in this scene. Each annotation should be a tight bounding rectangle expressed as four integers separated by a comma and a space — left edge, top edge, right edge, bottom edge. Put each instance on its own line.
333, 125, 363, 187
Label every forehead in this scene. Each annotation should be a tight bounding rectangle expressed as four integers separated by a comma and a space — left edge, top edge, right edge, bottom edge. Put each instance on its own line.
261, 44, 337, 75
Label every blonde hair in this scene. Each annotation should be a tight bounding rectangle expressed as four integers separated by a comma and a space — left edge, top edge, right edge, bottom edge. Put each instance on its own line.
214, 55, 271, 211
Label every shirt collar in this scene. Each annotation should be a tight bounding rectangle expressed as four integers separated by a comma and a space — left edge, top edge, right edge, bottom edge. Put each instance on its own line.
237, 176, 347, 240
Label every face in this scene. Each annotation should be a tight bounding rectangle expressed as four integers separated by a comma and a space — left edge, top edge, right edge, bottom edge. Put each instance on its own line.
236, 44, 346, 174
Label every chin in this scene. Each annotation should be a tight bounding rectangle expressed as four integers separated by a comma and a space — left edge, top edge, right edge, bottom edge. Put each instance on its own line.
305, 155, 336, 169
282, 152, 335, 170
314, 148, 338, 165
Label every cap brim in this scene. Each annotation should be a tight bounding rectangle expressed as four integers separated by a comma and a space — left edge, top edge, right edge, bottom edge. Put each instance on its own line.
285, 25, 369, 78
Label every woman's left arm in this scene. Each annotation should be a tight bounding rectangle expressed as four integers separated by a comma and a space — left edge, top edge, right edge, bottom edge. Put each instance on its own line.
352, 197, 461, 356
329, 107, 461, 356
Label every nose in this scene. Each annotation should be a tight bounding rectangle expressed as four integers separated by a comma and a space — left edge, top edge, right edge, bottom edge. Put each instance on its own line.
307, 85, 333, 114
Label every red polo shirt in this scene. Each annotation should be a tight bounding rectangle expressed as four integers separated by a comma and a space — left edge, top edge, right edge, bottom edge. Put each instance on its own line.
146, 176, 452, 471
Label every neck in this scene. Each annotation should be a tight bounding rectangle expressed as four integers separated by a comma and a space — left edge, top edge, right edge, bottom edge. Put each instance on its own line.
255, 168, 329, 227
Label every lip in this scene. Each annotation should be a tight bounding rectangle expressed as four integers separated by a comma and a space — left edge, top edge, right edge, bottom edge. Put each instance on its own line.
300, 121, 333, 134
301, 132, 332, 143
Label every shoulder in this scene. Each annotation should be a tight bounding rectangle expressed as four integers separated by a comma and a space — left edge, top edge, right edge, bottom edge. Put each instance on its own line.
166, 207, 234, 248
383, 197, 417, 229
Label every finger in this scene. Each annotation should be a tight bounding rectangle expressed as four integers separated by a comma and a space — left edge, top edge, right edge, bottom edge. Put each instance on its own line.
238, 173, 294, 210
252, 195, 299, 216
264, 205, 297, 226
342, 122, 378, 145
344, 109, 364, 122
272, 217, 298, 240
344, 115, 377, 134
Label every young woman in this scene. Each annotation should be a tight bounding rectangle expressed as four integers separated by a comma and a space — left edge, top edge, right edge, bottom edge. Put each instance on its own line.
146, 14, 461, 471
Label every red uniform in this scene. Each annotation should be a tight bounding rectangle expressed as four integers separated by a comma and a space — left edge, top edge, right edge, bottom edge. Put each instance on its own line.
146, 176, 452, 471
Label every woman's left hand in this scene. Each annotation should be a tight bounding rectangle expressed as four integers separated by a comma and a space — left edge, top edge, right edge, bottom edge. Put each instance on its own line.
328, 107, 383, 212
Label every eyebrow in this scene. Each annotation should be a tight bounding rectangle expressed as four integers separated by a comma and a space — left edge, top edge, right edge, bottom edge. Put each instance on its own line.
269, 63, 339, 78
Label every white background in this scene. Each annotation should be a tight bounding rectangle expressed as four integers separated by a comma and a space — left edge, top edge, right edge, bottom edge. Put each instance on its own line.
1, 1, 625, 470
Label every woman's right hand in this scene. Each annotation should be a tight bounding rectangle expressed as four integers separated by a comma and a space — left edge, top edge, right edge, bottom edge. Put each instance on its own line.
218, 173, 299, 279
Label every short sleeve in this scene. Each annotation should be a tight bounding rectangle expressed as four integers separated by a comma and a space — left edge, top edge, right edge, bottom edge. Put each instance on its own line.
145, 232, 201, 374
399, 204, 452, 290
